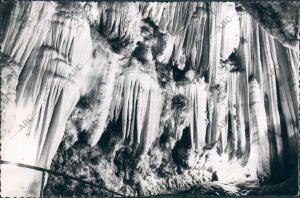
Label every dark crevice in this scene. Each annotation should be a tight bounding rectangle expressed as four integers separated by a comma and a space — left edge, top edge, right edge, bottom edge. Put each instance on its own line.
131, 42, 149, 65
98, 112, 123, 154
172, 127, 192, 169
275, 78, 296, 180
172, 59, 190, 82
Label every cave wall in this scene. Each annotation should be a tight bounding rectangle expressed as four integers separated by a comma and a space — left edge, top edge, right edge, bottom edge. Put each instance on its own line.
0, 1, 298, 196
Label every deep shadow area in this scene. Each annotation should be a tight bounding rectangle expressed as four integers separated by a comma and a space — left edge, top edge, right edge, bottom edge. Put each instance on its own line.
172, 127, 192, 169
98, 114, 123, 154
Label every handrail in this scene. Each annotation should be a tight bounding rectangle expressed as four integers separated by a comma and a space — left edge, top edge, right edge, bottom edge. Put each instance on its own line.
0, 159, 125, 197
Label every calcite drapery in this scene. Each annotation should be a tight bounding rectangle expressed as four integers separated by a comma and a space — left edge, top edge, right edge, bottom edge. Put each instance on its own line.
0, 1, 298, 196
248, 77, 271, 182
1, 2, 92, 196
109, 66, 162, 154
237, 12, 298, 183
176, 79, 208, 151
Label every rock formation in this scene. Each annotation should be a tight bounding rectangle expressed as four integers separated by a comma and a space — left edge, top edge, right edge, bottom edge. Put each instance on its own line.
0, 1, 298, 196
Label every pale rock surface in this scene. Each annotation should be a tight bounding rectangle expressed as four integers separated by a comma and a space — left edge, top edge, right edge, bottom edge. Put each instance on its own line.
0, 1, 298, 196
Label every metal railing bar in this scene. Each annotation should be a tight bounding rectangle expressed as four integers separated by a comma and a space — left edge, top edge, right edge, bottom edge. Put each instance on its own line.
40, 171, 45, 197
0, 160, 125, 197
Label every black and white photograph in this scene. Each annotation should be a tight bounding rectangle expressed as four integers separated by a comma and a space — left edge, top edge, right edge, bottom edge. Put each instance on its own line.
0, 1, 299, 197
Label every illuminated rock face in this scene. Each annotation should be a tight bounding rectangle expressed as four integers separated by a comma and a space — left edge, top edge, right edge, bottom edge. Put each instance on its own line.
108, 66, 162, 154
0, 1, 298, 196
176, 80, 208, 151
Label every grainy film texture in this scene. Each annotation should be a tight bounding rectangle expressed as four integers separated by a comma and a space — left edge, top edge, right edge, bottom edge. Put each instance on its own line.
0, 1, 299, 197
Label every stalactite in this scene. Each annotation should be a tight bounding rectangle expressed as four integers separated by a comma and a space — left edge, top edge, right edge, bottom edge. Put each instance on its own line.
237, 11, 298, 183
0, 54, 20, 143
97, 2, 142, 48
109, 66, 162, 154
216, 90, 228, 154
207, 2, 222, 84
219, 3, 240, 60
1, 2, 93, 196
1, 2, 56, 67
227, 72, 238, 155
85, 31, 121, 147
139, 2, 167, 26
1, 1, 298, 196
248, 76, 271, 183
158, 2, 196, 35
258, 28, 285, 177
206, 86, 217, 146
236, 72, 247, 158
1, 2, 93, 167
181, 3, 207, 72
142, 2, 208, 74
226, 71, 247, 158
271, 40, 298, 154
206, 2, 240, 152
177, 79, 208, 151
205, 3, 234, 149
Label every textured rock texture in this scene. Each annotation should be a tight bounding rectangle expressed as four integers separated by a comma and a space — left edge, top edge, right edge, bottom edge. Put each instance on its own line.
0, 1, 298, 197
240, 2, 300, 47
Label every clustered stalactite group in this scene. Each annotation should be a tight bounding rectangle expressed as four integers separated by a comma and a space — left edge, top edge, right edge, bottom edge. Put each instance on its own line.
0, 1, 298, 196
